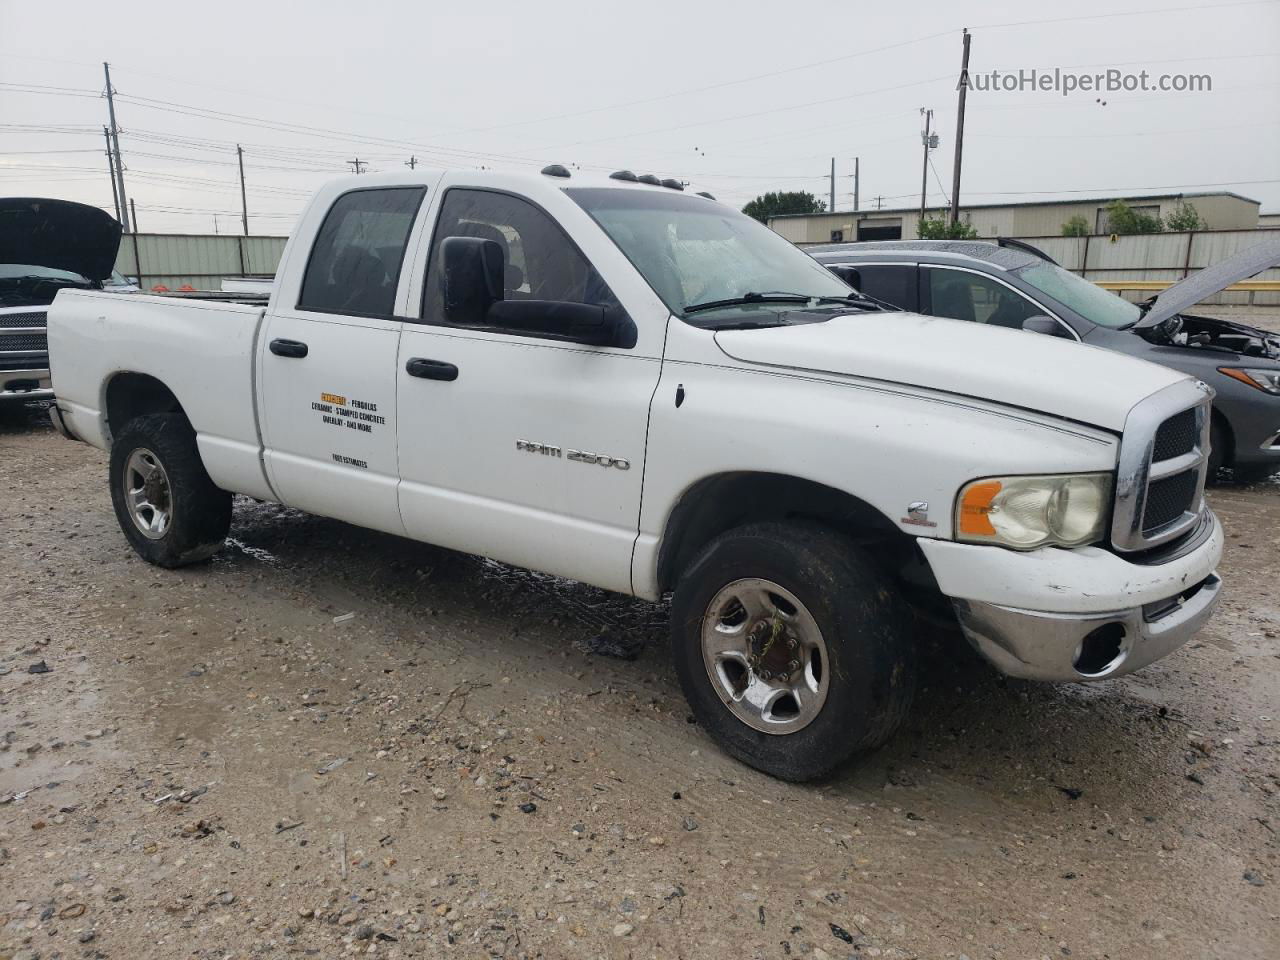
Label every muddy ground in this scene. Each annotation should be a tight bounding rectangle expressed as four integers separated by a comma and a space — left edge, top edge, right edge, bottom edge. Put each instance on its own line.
2, 385, 1279, 959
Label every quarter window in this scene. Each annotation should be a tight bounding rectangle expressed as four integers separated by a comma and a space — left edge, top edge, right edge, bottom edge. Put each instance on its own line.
927, 269, 1040, 329
423, 189, 621, 327
299, 187, 425, 318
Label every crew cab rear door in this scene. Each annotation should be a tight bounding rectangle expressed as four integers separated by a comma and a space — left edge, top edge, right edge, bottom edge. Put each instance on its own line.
394, 181, 665, 594
257, 183, 431, 534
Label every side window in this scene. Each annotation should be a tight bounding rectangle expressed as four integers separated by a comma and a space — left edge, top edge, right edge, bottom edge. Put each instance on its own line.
850, 264, 914, 310
298, 187, 425, 318
926, 269, 1040, 329
423, 188, 622, 327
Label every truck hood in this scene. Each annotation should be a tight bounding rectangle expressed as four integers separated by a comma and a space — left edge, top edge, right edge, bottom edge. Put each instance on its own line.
0, 198, 122, 282
1136, 235, 1280, 328
714, 311, 1187, 432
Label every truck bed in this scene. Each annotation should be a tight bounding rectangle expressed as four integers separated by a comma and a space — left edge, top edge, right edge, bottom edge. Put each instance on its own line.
47, 289, 274, 501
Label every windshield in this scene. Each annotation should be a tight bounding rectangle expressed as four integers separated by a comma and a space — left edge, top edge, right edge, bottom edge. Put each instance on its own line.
1012, 261, 1141, 329
0, 263, 89, 283
567, 188, 850, 316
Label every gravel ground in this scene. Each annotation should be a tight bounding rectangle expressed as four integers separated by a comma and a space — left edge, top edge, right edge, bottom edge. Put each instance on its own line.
2, 343, 1279, 958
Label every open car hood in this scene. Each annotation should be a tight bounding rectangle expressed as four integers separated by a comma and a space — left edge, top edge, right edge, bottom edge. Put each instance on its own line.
0, 198, 122, 282
1137, 235, 1280, 328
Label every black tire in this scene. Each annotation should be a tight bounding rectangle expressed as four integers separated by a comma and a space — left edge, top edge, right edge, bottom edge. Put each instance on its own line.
670, 522, 916, 781
109, 413, 231, 567
1206, 416, 1228, 482
1231, 462, 1280, 484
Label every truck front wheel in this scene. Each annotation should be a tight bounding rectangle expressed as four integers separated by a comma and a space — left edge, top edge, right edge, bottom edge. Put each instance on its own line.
109, 413, 232, 567
670, 522, 916, 781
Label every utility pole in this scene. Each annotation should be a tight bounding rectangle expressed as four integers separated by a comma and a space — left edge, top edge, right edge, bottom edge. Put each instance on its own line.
129, 198, 138, 233
347, 158, 367, 174
405, 155, 418, 170
103, 62, 131, 232
103, 126, 121, 223
829, 157, 835, 212
236, 144, 250, 236
853, 157, 859, 212
919, 108, 935, 225
874, 195, 884, 210
949, 29, 971, 228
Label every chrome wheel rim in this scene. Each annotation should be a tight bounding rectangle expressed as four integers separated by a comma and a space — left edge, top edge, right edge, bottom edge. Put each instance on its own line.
700, 578, 829, 735
124, 448, 172, 540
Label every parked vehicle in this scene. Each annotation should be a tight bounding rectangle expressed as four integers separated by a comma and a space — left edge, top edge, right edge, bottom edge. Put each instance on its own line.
0, 198, 122, 404
48, 169, 1223, 780
810, 238, 1280, 479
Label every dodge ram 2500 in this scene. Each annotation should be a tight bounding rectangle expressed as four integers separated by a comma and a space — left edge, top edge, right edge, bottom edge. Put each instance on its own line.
47, 167, 1225, 780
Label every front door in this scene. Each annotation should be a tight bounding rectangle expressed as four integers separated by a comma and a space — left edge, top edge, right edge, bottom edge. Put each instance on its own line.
395, 186, 662, 594
259, 185, 425, 535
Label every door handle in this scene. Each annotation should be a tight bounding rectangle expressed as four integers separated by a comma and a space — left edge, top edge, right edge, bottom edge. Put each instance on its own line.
405, 357, 459, 381
269, 338, 309, 359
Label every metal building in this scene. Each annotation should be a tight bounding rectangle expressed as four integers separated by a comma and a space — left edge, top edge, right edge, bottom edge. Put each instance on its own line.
768, 191, 1262, 245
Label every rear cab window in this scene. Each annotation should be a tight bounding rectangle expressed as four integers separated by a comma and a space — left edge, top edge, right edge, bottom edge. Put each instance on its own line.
299, 187, 426, 318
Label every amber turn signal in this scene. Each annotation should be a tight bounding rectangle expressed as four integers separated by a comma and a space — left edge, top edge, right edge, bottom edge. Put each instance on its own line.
958, 480, 1002, 536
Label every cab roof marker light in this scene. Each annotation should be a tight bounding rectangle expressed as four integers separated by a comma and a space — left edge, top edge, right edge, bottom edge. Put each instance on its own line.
696, 191, 716, 200
637, 174, 662, 186
660, 178, 684, 191
609, 170, 638, 182
540, 164, 571, 179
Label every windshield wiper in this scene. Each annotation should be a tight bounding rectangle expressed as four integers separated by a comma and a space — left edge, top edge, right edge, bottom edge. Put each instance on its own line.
683, 292, 810, 314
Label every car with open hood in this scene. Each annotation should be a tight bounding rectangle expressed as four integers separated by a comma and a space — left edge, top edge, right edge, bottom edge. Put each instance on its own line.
0, 197, 123, 404
809, 237, 1280, 479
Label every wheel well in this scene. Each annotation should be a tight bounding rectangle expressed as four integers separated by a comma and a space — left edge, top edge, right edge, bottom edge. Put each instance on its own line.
105, 373, 185, 439
1210, 408, 1234, 467
656, 472, 914, 594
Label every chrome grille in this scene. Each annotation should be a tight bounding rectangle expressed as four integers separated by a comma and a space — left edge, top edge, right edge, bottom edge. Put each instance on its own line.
0, 310, 48, 328
0, 331, 48, 353
1151, 408, 1198, 461
1111, 379, 1213, 553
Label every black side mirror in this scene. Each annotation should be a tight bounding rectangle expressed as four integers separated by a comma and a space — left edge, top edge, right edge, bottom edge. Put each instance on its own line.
1022, 315, 1065, 337
441, 236, 504, 323
486, 300, 625, 347
828, 265, 861, 290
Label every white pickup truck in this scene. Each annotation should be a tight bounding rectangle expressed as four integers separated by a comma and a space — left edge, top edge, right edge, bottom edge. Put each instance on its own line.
48, 167, 1224, 780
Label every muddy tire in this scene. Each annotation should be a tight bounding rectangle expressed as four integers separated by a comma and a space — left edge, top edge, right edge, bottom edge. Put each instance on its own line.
109, 413, 231, 567
670, 522, 916, 781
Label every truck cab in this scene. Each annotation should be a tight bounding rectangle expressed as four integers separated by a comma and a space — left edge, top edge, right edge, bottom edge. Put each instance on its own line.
47, 168, 1224, 781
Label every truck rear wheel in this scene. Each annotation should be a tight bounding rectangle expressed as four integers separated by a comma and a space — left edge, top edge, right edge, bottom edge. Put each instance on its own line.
109, 413, 231, 567
670, 522, 916, 781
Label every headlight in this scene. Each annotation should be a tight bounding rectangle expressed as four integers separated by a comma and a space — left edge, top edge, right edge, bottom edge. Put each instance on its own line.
956, 473, 1112, 549
1219, 367, 1280, 395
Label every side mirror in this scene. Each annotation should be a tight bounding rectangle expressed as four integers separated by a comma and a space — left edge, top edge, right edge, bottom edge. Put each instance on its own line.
486, 300, 625, 347
1022, 315, 1065, 337
828, 265, 861, 290
441, 236, 504, 323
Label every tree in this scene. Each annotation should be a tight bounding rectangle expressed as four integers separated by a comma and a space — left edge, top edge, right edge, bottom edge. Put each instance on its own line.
742, 191, 826, 223
916, 216, 978, 240
1164, 202, 1206, 232
1061, 215, 1090, 237
1104, 199, 1163, 235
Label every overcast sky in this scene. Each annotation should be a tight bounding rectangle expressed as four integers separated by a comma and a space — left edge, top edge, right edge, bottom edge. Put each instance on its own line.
2, 0, 1277, 234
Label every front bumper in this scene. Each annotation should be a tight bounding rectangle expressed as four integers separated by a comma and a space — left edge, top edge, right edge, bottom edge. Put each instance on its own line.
0, 367, 52, 403
952, 571, 1222, 681
919, 510, 1225, 682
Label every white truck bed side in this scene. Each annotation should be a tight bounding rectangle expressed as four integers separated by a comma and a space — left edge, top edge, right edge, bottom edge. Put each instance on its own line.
47, 290, 273, 501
